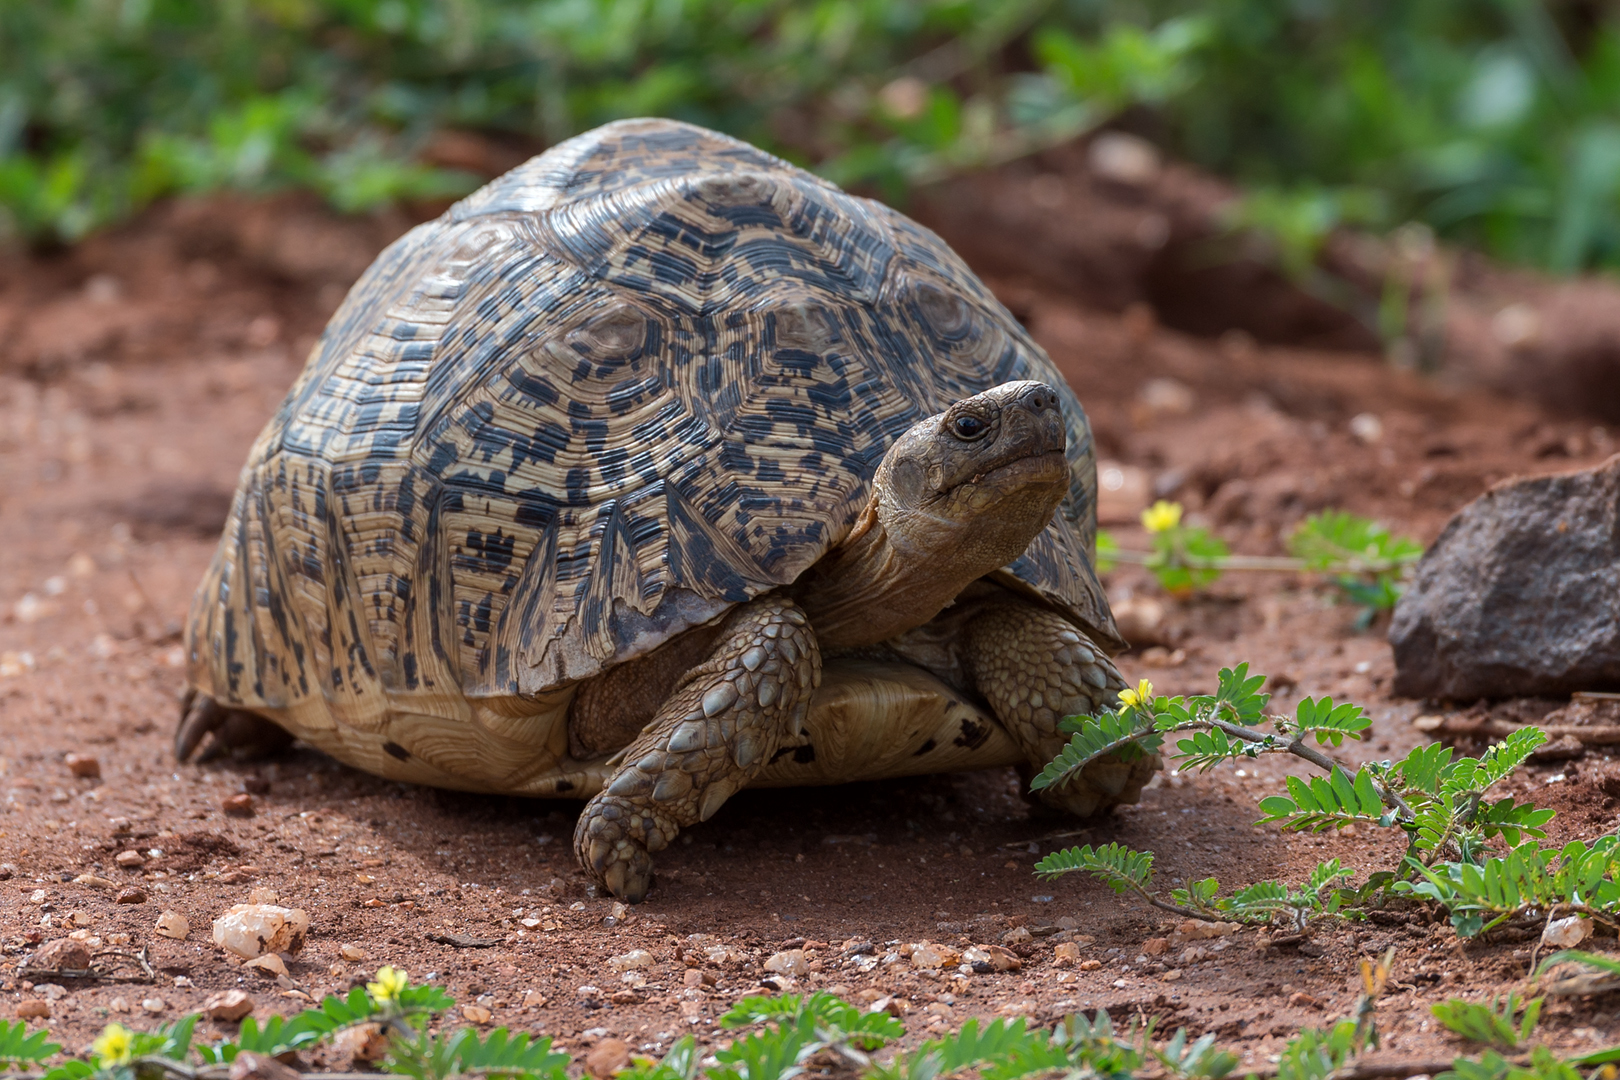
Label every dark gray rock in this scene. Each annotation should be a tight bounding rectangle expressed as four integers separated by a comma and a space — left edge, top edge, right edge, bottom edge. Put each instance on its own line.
1391, 456, 1620, 699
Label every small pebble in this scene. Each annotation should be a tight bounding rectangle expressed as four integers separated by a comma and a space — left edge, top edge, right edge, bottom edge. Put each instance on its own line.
1141, 937, 1171, 956
1289, 991, 1323, 1009
462, 1005, 493, 1024
116, 888, 147, 905
141, 997, 167, 1014
15, 1000, 50, 1019
585, 1038, 630, 1079
155, 911, 189, 940
607, 949, 654, 972
27, 938, 91, 972
763, 949, 808, 977
36, 984, 67, 1001
64, 754, 101, 779
108, 997, 131, 1014
340, 944, 368, 962
1079, 959, 1103, 971
222, 794, 256, 819
1161, 969, 1184, 982
1052, 942, 1081, 965
114, 850, 145, 868
1001, 926, 1032, 944
244, 955, 288, 977
204, 989, 255, 1022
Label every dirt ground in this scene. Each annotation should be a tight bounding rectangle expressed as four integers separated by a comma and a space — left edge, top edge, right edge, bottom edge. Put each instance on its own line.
1, 159, 1618, 1069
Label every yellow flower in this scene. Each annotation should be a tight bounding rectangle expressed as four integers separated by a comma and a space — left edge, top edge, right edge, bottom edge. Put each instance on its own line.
1117, 679, 1154, 712
92, 1024, 134, 1067
1141, 500, 1183, 533
368, 965, 409, 1003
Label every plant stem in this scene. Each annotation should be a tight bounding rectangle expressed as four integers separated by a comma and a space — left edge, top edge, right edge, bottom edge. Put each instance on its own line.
1203, 717, 1415, 821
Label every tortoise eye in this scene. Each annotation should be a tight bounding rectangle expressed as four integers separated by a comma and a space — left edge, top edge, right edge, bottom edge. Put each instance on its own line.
951, 414, 989, 441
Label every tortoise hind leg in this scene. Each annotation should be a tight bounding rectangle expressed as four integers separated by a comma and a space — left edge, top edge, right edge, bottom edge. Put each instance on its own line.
573, 597, 821, 903
175, 690, 296, 763
961, 601, 1159, 816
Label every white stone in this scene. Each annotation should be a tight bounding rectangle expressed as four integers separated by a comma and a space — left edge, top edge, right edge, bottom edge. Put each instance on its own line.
212, 904, 310, 959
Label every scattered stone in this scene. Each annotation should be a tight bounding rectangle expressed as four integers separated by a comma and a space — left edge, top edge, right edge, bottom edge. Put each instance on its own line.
243, 955, 288, 977
608, 949, 654, 972
1161, 969, 1184, 982
1079, 960, 1103, 971
204, 989, 255, 1022
1297, 942, 1325, 958
36, 985, 67, 1001
73, 874, 117, 889
333, 1024, 390, 1062
461, 1005, 493, 1024
109, 997, 131, 1013
247, 887, 279, 905
427, 932, 495, 948
610, 989, 643, 1005
114, 850, 145, 868
340, 944, 369, 962
155, 910, 190, 940
522, 990, 547, 1007
763, 949, 808, 977
1392, 457, 1620, 697
222, 794, 256, 818
1052, 942, 1082, 966
116, 888, 147, 905
1141, 937, 1171, 956
15, 1001, 50, 1020
64, 754, 101, 779
229, 1051, 302, 1080
1542, 915, 1594, 948
1288, 992, 1323, 1010
907, 942, 961, 969
1001, 926, 1032, 945
759, 974, 788, 993
213, 905, 309, 958
141, 997, 167, 1014
66, 910, 92, 928
585, 1038, 631, 1079
26, 938, 92, 972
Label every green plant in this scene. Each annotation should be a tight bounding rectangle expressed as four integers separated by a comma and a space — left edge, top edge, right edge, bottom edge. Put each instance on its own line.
1098, 503, 1424, 619
1030, 666, 1613, 939
1431, 993, 1543, 1049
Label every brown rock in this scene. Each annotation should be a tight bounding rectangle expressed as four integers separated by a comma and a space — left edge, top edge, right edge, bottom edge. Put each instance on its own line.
1079, 959, 1103, 971
114, 850, 145, 868
332, 1023, 390, 1062
14, 1000, 50, 1020
229, 1052, 302, 1080
204, 989, 255, 1022
116, 887, 147, 905
585, 1038, 631, 1079
1289, 992, 1324, 1009
243, 954, 288, 977
222, 794, 256, 818
64, 754, 101, 779
1053, 942, 1081, 966
26, 938, 92, 973
462, 1005, 494, 1024
1142, 937, 1171, 956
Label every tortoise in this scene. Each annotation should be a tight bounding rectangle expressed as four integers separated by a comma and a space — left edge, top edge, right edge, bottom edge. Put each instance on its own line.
176, 118, 1158, 902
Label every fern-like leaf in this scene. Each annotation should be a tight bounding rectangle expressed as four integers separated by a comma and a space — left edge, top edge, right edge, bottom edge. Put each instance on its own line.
1031, 711, 1159, 792
1288, 696, 1370, 747
1256, 767, 1392, 832
1443, 727, 1548, 794
1034, 842, 1154, 894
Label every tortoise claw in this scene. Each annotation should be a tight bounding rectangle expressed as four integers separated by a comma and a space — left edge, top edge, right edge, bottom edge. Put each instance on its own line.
175, 693, 293, 764
574, 795, 671, 904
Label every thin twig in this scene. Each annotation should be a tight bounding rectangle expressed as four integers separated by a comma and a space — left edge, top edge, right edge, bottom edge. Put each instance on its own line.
1244, 1060, 1459, 1080
1413, 715, 1620, 745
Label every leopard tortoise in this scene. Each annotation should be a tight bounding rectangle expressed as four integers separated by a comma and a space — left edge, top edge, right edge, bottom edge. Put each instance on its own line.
177, 118, 1158, 901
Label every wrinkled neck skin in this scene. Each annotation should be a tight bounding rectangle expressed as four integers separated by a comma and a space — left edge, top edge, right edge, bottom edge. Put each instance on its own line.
794, 456, 1064, 649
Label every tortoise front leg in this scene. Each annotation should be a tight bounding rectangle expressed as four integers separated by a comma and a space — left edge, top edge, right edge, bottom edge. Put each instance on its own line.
573, 597, 821, 902
961, 601, 1159, 816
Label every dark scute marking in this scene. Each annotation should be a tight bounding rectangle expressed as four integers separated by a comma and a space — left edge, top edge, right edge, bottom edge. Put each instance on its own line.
954, 719, 991, 750
792, 743, 816, 764
912, 738, 937, 757
383, 740, 410, 761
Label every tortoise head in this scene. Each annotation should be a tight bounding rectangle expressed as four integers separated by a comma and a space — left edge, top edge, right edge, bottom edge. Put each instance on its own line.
873, 379, 1069, 570
795, 380, 1071, 648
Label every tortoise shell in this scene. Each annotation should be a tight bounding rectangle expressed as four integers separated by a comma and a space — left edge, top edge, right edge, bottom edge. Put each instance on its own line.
186, 118, 1119, 748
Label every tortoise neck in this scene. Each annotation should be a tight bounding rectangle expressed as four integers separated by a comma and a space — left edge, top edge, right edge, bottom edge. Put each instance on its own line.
792, 506, 981, 649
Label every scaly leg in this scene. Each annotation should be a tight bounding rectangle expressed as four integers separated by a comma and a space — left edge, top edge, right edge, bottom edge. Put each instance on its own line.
573, 597, 821, 902
175, 690, 295, 763
961, 601, 1158, 816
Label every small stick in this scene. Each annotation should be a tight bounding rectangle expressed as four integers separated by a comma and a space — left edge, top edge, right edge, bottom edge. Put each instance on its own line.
1413, 715, 1620, 745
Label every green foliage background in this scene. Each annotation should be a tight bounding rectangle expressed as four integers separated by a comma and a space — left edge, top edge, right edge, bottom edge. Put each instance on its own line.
5, 0, 1620, 275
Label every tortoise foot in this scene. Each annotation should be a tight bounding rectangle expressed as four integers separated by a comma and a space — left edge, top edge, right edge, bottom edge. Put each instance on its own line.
964, 601, 1160, 816
574, 796, 676, 903
572, 596, 822, 902
175, 690, 295, 764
